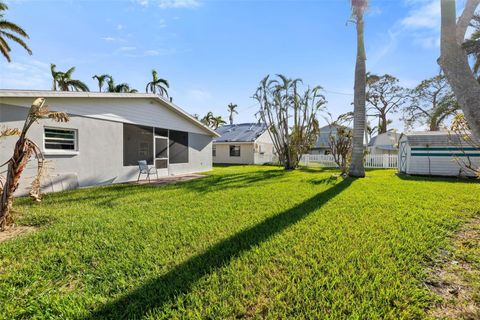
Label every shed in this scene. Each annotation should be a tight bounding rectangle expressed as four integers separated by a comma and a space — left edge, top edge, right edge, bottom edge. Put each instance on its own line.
398, 131, 480, 177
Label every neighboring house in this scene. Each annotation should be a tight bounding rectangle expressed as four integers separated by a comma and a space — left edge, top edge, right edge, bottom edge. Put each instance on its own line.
0, 90, 219, 194
310, 124, 352, 155
398, 131, 480, 177
213, 123, 275, 164
368, 131, 401, 155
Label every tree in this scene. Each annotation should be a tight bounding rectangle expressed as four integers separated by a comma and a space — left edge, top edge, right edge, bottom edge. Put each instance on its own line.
254, 74, 326, 170
92, 74, 111, 92
227, 103, 238, 125
449, 113, 480, 177
211, 116, 226, 129
0, 1, 32, 62
50, 64, 89, 92
200, 112, 214, 127
107, 76, 137, 93
366, 73, 407, 134
146, 69, 169, 97
439, 0, 480, 142
349, 0, 368, 178
325, 114, 353, 175
463, 14, 480, 81
403, 74, 459, 131
0, 98, 69, 230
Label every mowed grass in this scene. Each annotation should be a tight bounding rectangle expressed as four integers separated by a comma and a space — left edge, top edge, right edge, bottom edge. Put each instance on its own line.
0, 166, 479, 319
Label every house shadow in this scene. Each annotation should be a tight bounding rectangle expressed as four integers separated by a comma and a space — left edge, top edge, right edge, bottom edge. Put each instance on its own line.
395, 172, 479, 184
83, 177, 354, 319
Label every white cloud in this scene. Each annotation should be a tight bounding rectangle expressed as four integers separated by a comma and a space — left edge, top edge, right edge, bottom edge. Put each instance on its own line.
116, 24, 125, 30
101, 36, 116, 42
401, 0, 440, 30
138, 0, 201, 9
0, 58, 51, 89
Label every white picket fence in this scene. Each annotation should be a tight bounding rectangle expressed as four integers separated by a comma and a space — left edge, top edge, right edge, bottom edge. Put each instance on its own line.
300, 154, 398, 169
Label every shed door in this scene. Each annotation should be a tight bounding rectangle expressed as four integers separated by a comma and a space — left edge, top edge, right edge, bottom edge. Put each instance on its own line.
399, 141, 407, 173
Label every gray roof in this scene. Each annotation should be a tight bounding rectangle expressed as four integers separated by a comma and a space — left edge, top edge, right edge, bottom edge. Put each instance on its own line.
313, 124, 352, 149
401, 131, 473, 147
0, 89, 219, 137
214, 123, 267, 142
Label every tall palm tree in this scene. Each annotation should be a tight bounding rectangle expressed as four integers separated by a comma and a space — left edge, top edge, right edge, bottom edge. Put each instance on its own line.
92, 74, 111, 92
348, 0, 367, 178
0, 2, 32, 62
211, 116, 226, 129
107, 76, 137, 93
50, 64, 89, 92
227, 103, 238, 125
145, 69, 169, 97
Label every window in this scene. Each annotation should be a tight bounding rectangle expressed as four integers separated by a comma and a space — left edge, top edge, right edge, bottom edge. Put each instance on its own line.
230, 145, 240, 157
44, 128, 77, 151
169, 130, 189, 164
123, 124, 154, 166
212, 146, 216, 157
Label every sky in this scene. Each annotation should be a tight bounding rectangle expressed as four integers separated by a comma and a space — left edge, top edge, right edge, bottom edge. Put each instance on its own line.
0, 0, 465, 130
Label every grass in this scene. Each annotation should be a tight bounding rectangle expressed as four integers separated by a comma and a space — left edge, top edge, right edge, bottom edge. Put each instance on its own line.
0, 165, 478, 319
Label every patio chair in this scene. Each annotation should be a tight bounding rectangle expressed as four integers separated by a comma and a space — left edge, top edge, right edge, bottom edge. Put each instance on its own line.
137, 160, 159, 182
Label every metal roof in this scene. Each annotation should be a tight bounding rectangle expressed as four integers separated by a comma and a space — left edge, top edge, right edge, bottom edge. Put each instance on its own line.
368, 132, 401, 147
400, 131, 473, 146
214, 123, 267, 142
314, 124, 352, 149
0, 89, 219, 137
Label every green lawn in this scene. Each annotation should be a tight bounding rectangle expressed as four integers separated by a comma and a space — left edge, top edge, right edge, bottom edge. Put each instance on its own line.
0, 166, 478, 319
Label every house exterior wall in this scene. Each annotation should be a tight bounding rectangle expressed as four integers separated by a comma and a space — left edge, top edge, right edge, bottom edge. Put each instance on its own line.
253, 131, 275, 164
0, 102, 213, 195
213, 143, 254, 164
368, 132, 399, 155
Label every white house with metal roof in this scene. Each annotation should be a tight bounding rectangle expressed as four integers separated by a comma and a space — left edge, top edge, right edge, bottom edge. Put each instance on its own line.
212, 123, 275, 164
309, 124, 352, 155
398, 131, 480, 177
0, 90, 219, 194
368, 131, 401, 155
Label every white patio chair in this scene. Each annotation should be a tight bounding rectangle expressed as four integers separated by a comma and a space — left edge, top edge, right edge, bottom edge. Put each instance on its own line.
137, 160, 158, 182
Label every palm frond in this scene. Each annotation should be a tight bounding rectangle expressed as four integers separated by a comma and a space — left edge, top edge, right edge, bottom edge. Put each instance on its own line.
0, 35, 11, 62
0, 19, 29, 38
0, 31, 31, 54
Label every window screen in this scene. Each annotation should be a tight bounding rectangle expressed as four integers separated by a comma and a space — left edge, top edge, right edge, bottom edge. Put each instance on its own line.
44, 128, 77, 150
155, 127, 168, 137
230, 145, 241, 157
169, 130, 188, 164
123, 124, 153, 166
212, 146, 216, 157
155, 137, 168, 159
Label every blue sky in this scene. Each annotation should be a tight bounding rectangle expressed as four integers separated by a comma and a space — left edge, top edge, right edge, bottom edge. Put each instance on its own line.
0, 0, 452, 130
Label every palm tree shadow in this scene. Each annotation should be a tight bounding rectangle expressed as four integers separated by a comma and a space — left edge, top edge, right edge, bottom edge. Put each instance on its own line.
84, 177, 354, 319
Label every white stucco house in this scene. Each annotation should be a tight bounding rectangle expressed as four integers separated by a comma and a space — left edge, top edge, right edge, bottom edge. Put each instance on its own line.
368, 131, 401, 155
212, 123, 275, 164
0, 90, 219, 194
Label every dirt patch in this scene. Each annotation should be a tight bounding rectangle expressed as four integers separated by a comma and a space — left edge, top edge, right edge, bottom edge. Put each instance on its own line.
427, 217, 480, 319
0, 225, 37, 243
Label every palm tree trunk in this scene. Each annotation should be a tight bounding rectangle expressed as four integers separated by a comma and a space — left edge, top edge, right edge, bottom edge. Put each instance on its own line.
440, 0, 480, 142
349, 8, 366, 178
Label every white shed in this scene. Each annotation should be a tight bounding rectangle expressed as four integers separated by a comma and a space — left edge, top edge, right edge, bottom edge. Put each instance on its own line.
398, 131, 480, 177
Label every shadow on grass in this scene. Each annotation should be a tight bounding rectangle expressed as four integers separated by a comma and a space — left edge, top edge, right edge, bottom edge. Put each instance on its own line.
396, 173, 480, 184
83, 177, 354, 319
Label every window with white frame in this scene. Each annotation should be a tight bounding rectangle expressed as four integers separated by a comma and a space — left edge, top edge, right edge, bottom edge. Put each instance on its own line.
212, 145, 216, 157
44, 127, 77, 151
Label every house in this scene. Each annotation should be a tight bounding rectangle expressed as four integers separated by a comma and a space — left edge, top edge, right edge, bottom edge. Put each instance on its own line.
212, 123, 275, 164
398, 131, 480, 177
310, 124, 352, 155
368, 131, 401, 155
0, 90, 219, 194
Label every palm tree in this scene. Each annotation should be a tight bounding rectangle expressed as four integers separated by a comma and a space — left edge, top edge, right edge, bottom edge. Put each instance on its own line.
145, 69, 169, 97
200, 111, 214, 127
50, 64, 89, 92
92, 74, 111, 92
106, 76, 138, 93
227, 103, 238, 125
348, 0, 367, 178
211, 116, 226, 129
0, 2, 32, 62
